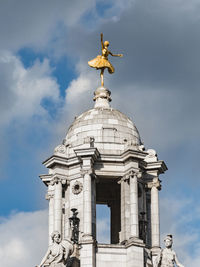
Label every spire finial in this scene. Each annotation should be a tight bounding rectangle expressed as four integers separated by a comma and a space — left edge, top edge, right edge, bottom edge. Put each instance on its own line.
88, 33, 123, 87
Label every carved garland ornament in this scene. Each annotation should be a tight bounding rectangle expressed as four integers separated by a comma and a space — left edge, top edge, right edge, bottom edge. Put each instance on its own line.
72, 181, 83, 195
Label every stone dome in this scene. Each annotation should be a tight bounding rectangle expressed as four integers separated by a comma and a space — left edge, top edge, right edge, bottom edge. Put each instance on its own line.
65, 106, 142, 155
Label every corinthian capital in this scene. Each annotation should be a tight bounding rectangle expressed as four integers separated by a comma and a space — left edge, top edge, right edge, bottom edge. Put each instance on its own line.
80, 168, 93, 177
50, 175, 67, 186
147, 177, 161, 190
120, 170, 142, 183
129, 170, 142, 179
45, 191, 54, 200
118, 174, 127, 184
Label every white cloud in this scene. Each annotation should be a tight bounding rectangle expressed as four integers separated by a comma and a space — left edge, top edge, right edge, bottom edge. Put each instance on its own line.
0, 210, 48, 267
0, 50, 62, 181
0, 50, 60, 126
1, 202, 198, 267
50, 62, 97, 139
66, 75, 93, 103
96, 218, 110, 244
65, 61, 98, 103
160, 196, 200, 266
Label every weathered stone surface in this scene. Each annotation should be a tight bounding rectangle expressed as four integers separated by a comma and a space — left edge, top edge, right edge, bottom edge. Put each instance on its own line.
38, 86, 169, 267
65, 107, 142, 157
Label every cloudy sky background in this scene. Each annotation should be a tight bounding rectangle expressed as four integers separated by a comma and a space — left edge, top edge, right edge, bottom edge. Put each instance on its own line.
0, 0, 200, 266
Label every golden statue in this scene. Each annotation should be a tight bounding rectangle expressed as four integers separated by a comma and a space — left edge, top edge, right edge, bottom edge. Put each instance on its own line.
88, 33, 123, 86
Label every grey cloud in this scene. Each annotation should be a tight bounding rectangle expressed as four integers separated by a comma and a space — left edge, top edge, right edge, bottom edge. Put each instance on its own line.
0, 64, 17, 113
1, 1, 200, 260
64, 0, 200, 91
49, 1, 200, 224
108, 0, 200, 90
58, 0, 200, 152
0, 0, 95, 51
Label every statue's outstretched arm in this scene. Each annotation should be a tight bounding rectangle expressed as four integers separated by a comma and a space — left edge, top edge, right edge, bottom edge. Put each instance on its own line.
109, 51, 123, 57
174, 253, 184, 267
101, 33, 104, 50
38, 248, 51, 267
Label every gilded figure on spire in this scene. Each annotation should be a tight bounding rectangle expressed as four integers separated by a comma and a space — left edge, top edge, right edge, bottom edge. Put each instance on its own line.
88, 33, 123, 86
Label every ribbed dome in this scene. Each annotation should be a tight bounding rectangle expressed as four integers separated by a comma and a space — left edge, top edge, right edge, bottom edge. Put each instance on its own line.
65, 107, 142, 155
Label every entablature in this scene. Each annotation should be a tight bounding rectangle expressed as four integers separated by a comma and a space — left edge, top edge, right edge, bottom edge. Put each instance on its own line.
42, 148, 167, 183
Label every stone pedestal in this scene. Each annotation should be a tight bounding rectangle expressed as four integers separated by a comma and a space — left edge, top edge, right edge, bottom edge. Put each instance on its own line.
67, 257, 80, 267
80, 242, 96, 267
96, 244, 145, 267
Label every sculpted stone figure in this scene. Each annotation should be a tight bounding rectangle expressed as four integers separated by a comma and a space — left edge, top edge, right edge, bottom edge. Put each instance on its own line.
37, 231, 73, 267
155, 235, 184, 267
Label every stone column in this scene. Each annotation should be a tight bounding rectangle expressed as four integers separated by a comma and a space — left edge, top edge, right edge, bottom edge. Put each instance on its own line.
124, 178, 130, 241
54, 179, 62, 233
91, 176, 96, 239
64, 181, 70, 240
83, 170, 92, 239
120, 178, 125, 243
119, 175, 129, 243
46, 187, 54, 245
51, 177, 66, 234
81, 169, 95, 267
74, 148, 99, 267
129, 171, 140, 239
148, 178, 161, 248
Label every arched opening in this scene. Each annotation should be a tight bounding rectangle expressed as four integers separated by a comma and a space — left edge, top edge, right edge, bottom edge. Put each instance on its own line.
96, 178, 121, 244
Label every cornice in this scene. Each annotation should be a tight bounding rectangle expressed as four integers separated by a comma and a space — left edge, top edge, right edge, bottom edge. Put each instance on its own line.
74, 147, 100, 161
140, 160, 167, 174
42, 148, 167, 177
42, 155, 80, 168
147, 178, 162, 190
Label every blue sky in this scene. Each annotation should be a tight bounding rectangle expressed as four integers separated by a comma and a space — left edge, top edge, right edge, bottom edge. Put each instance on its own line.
0, 0, 200, 266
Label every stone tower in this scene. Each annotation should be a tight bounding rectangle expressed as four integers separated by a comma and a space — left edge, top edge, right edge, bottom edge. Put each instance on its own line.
40, 86, 167, 267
